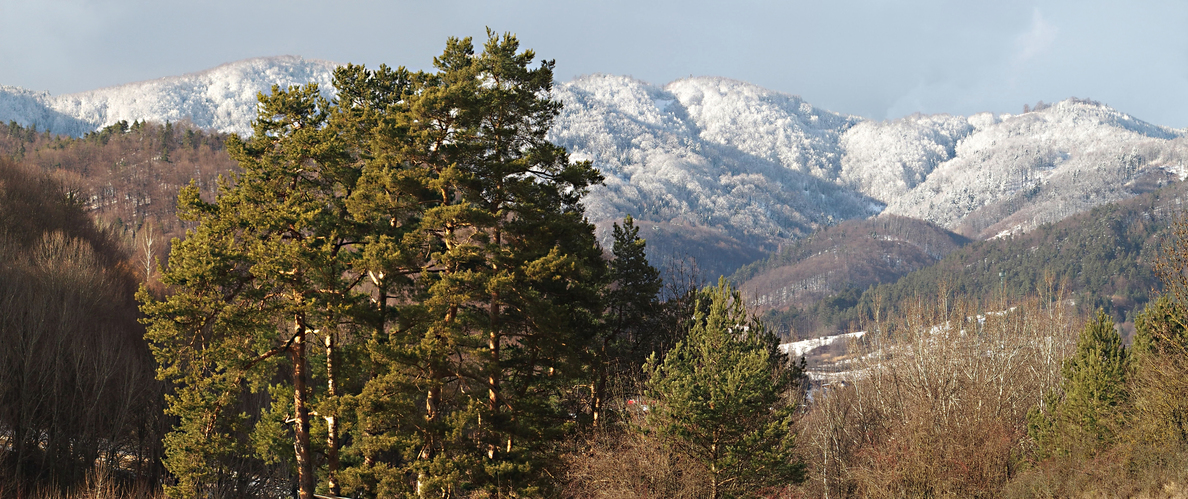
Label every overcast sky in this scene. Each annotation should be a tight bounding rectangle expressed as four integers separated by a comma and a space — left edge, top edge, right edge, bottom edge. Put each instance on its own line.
2, 1, 1186, 127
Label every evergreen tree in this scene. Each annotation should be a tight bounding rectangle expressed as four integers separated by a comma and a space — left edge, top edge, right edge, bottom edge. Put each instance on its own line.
1028, 310, 1129, 459
591, 215, 663, 425
1126, 214, 1188, 449
1131, 295, 1188, 447
343, 31, 607, 498
607, 215, 663, 361
644, 278, 805, 499
140, 83, 371, 499
144, 32, 607, 499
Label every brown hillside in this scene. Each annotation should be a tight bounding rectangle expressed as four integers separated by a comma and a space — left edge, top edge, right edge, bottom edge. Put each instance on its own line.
0, 120, 238, 279
734, 214, 969, 311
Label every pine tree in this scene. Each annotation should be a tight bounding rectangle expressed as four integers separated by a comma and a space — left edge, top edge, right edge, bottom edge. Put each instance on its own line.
344, 31, 607, 498
144, 32, 608, 499
140, 83, 370, 499
644, 278, 805, 499
591, 215, 662, 425
1028, 310, 1129, 459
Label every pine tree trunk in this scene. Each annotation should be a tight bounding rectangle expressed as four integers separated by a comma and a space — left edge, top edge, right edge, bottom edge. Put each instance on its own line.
488, 323, 500, 461
592, 370, 606, 428
419, 381, 441, 496
324, 333, 340, 496
420, 306, 455, 495
488, 228, 502, 463
711, 442, 721, 499
292, 317, 315, 499
593, 333, 613, 428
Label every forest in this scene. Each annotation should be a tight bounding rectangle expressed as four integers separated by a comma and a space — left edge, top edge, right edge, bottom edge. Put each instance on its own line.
2, 32, 1188, 499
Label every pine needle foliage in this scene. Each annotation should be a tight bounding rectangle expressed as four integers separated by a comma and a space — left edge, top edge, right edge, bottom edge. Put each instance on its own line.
1028, 310, 1129, 460
645, 278, 805, 499
143, 30, 608, 499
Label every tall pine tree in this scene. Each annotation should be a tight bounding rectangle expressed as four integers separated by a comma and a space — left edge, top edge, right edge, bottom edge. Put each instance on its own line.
645, 278, 805, 499
343, 32, 607, 498
141, 83, 369, 499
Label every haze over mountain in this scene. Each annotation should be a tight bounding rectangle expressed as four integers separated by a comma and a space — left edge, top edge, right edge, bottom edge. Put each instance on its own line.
3, 56, 1186, 278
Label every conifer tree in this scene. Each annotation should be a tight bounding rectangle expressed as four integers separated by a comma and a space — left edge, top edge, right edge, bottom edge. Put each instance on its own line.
141, 83, 370, 499
1130, 296, 1188, 449
607, 215, 663, 361
644, 278, 805, 499
1131, 215, 1188, 448
1028, 310, 1129, 459
145, 31, 607, 499
592, 215, 662, 425
344, 31, 606, 498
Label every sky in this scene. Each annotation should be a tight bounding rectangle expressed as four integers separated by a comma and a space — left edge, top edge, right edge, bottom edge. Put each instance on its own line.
2, 0, 1186, 127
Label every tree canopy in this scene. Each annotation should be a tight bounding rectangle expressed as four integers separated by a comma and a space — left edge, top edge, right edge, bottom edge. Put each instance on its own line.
645, 278, 806, 498
142, 31, 614, 499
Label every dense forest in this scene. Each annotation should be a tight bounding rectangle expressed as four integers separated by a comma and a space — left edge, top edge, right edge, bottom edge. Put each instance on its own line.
0, 117, 237, 286
744, 180, 1186, 340
2, 32, 1188, 499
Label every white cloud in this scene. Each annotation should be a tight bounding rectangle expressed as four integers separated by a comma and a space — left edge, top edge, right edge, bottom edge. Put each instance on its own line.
1014, 8, 1058, 64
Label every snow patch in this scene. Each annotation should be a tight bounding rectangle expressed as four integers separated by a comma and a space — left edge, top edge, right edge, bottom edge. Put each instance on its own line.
780, 331, 866, 358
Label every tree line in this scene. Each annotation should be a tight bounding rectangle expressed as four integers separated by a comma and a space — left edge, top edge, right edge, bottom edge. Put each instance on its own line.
5, 30, 1188, 499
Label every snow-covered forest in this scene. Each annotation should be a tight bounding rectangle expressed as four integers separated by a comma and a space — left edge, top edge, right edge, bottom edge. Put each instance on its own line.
4, 57, 1186, 277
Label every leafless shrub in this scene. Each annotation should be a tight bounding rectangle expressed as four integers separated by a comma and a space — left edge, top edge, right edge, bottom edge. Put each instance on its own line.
0, 466, 163, 499
561, 374, 708, 499
796, 287, 1080, 498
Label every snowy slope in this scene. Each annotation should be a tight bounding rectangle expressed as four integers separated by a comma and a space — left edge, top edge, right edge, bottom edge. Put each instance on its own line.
550, 76, 879, 257
839, 113, 983, 202
550, 76, 1188, 263
3, 59, 1186, 275
878, 100, 1188, 238
0, 56, 337, 137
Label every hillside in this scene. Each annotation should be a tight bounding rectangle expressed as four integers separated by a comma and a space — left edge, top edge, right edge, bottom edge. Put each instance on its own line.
3, 60, 1188, 278
551, 75, 881, 277
773, 179, 1188, 340
879, 99, 1188, 239
732, 215, 969, 312
551, 77, 1188, 276
0, 157, 160, 486
0, 120, 238, 272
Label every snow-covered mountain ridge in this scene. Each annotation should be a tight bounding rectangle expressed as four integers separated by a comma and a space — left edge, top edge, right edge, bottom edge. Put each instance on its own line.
4, 58, 1186, 276
549, 74, 1188, 273
0, 56, 337, 137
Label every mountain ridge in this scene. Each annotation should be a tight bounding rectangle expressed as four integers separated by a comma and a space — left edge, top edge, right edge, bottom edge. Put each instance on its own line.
3, 57, 1185, 279
0, 56, 337, 137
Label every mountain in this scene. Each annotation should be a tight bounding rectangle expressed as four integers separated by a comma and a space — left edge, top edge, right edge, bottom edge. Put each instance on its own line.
550, 75, 881, 277
731, 215, 970, 312
0, 56, 337, 137
549, 75, 1188, 276
3, 59, 1187, 278
876, 100, 1188, 239
815, 179, 1188, 340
